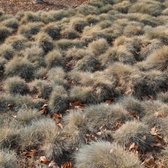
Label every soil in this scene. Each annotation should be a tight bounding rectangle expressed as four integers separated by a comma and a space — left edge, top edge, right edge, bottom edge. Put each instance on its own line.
0, 0, 88, 14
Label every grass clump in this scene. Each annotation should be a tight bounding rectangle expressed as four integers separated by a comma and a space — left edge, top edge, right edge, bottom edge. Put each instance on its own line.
157, 92, 168, 103
75, 141, 142, 168
133, 70, 168, 99
16, 108, 41, 125
21, 11, 40, 23
0, 58, 7, 78
4, 76, 30, 95
0, 26, 11, 42
88, 38, 109, 55
45, 50, 64, 68
30, 79, 52, 99
0, 150, 18, 168
40, 10, 69, 24
0, 127, 20, 149
20, 118, 59, 149
129, 0, 163, 16
123, 22, 144, 36
23, 44, 45, 67
47, 67, 67, 86
35, 32, 54, 53
70, 86, 96, 104
142, 46, 168, 71
112, 1, 131, 13
49, 86, 69, 113
0, 94, 16, 113
0, 44, 15, 60
41, 132, 66, 164
65, 47, 93, 62
5, 57, 34, 81
70, 17, 88, 33
120, 96, 144, 118
74, 55, 102, 72
18, 22, 44, 39
63, 110, 86, 131
146, 26, 168, 45
34, 67, 48, 79
43, 23, 61, 40
113, 121, 154, 152
101, 45, 135, 65
84, 103, 132, 133
6, 35, 28, 51
139, 39, 163, 61
86, 15, 99, 25
56, 39, 83, 50
61, 27, 80, 39
0, 94, 44, 113
77, 4, 98, 16
2, 18, 19, 30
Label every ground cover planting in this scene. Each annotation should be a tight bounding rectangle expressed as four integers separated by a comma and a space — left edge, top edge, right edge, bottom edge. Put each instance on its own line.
0, 0, 168, 167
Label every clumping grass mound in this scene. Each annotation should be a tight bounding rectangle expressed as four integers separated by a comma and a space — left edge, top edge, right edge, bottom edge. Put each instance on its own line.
49, 86, 69, 113
35, 32, 54, 53
133, 70, 168, 99
0, 0, 168, 167
88, 38, 109, 55
70, 17, 88, 33
113, 121, 154, 152
0, 58, 7, 78
157, 92, 168, 103
0, 26, 12, 42
142, 46, 168, 71
23, 44, 45, 67
6, 35, 28, 51
70, 86, 96, 104
30, 79, 52, 99
5, 57, 34, 81
20, 118, 59, 149
16, 108, 41, 125
43, 23, 61, 40
0, 44, 15, 60
101, 45, 136, 65
75, 141, 142, 168
61, 27, 80, 39
84, 103, 132, 133
129, 0, 163, 16
45, 50, 64, 68
18, 22, 44, 39
4, 76, 30, 95
0, 127, 20, 149
2, 18, 19, 30
74, 55, 102, 72
0, 150, 18, 168
120, 96, 144, 118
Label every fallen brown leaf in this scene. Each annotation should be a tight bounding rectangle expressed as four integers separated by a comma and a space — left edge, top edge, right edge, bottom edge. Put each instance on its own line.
40, 103, 49, 115
57, 122, 64, 129
129, 143, 139, 154
24, 149, 37, 158
49, 161, 59, 168
8, 104, 14, 110
154, 111, 165, 118
61, 161, 73, 168
53, 114, 63, 120
141, 155, 157, 168
70, 101, 85, 109
40, 156, 50, 165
